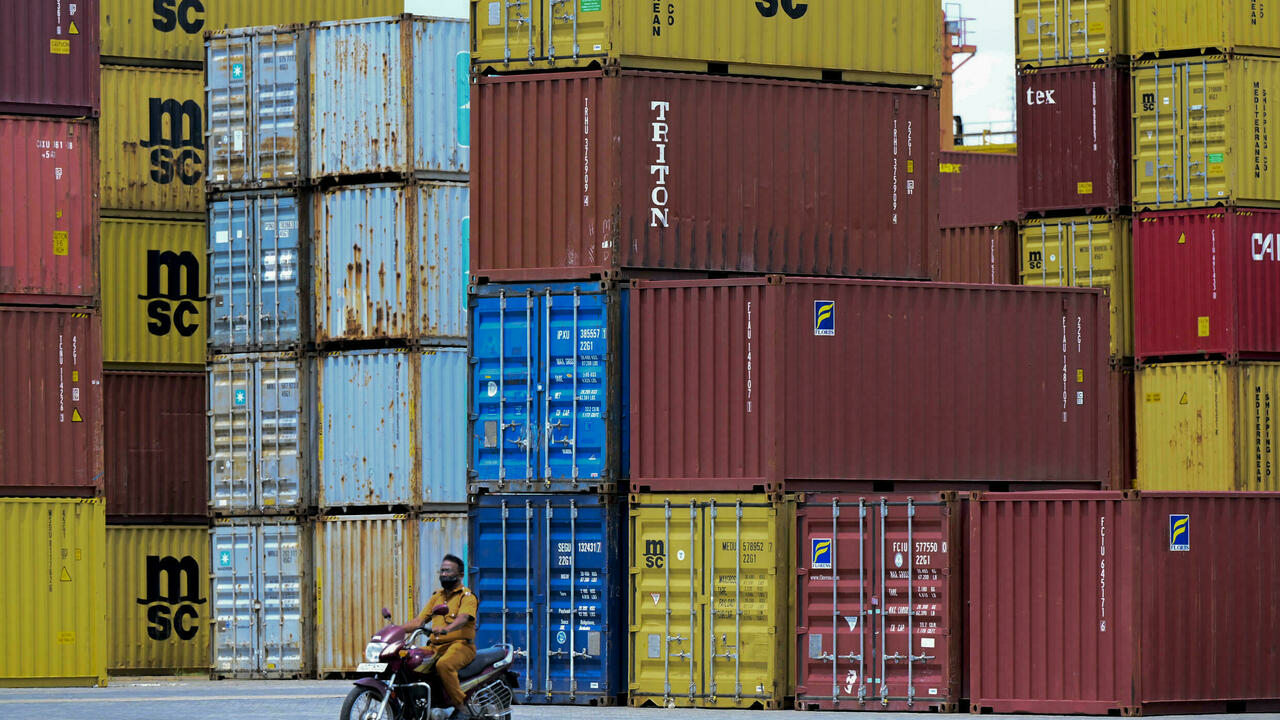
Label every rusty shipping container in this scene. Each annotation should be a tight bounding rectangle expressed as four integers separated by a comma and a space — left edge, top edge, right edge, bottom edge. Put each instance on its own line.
929, 223, 1019, 284
0, 308, 103, 497
473, 71, 937, 282
1018, 64, 1131, 216
103, 372, 207, 521
969, 491, 1280, 715
938, 151, 1017, 228
0, 116, 99, 305
630, 278, 1115, 493
0, 0, 99, 116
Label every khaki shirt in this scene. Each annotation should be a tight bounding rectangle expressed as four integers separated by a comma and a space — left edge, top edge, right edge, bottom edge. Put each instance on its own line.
416, 585, 478, 644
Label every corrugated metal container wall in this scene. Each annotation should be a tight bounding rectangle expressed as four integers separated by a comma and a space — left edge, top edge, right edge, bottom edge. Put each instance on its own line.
929, 224, 1019, 284
1112, 366, 1137, 489
0, 499, 106, 687
1134, 209, 1280, 361
208, 191, 305, 351
938, 151, 1017, 228
106, 526, 210, 674
629, 493, 796, 709
101, 218, 207, 366
1015, 0, 1126, 67
469, 282, 629, 494
416, 513, 470, 609
0, 0, 99, 116
1018, 64, 1131, 215
211, 517, 311, 678
104, 372, 207, 520
968, 492, 1280, 715
310, 17, 469, 180
471, 0, 940, 85
208, 353, 310, 514
317, 348, 466, 508
1136, 362, 1279, 491
314, 183, 468, 345
631, 279, 1115, 492
0, 117, 99, 305
0, 308, 103, 497
1128, 0, 1280, 57
473, 71, 937, 282
795, 493, 962, 712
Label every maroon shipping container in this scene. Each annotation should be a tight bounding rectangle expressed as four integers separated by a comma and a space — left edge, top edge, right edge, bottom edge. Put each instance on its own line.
630, 278, 1115, 493
795, 493, 963, 712
929, 223, 1019, 284
1018, 64, 1130, 216
1134, 209, 1280, 361
0, 307, 103, 496
969, 491, 1280, 715
103, 371, 207, 520
0, 0, 100, 117
473, 70, 938, 281
1112, 366, 1136, 489
0, 115, 99, 305
939, 151, 1017, 228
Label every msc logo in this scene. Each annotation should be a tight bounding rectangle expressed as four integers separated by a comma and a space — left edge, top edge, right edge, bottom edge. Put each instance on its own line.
811, 538, 832, 570
136, 555, 206, 641
1169, 514, 1190, 552
139, 250, 206, 337
142, 98, 204, 186
755, 0, 808, 20
814, 300, 835, 336
152, 0, 204, 34
1253, 232, 1279, 261
643, 539, 665, 569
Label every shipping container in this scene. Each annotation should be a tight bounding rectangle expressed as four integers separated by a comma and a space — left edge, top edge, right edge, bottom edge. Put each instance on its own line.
1133, 56, 1280, 210
208, 190, 306, 351
470, 495, 623, 706
106, 526, 210, 674
471, 0, 939, 85
1018, 64, 1131, 215
0, 116, 99, 305
1113, 366, 1137, 489
317, 347, 467, 508
1128, 0, 1280, 57
1015, 0, 1126, 67
0, 308, 104, 496
629, 493, 796, 709
208, 352, 310, 514
314, 182, 468, 345
0, 498, 106, 687
1136, 362, 1279, 491
101, 218, 207, 366
469, 282, 628, 494
1134, 209, 1280, 361
795, 493, 962, 712
211, 517, 311, 678
1020, 215, 1134, 359
631, 278, 1116, 492
473, 70, 937, 282
929, 223, 1019, 284
968, 491, 1280, 715
104, 372, 207, 520
938, 151, 1017, 228
0, 0, 99, 116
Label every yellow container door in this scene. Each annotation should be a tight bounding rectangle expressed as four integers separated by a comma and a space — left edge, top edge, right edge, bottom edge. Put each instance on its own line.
1133, 61, 1185, 209
1183, 59, 1229, 206
1136, 362, 1239, 490
1063, 0, 1124, 63
1016, 0, 1062, 66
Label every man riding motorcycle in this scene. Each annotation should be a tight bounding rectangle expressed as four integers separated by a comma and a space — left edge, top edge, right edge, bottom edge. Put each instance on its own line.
402, 554, 477, 720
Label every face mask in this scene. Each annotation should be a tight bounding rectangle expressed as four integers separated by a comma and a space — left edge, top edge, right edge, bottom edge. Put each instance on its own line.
439, 574, 459, 590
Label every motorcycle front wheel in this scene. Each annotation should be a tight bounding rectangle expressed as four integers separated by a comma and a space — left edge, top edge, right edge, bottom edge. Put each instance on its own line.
340, 686, 389, 720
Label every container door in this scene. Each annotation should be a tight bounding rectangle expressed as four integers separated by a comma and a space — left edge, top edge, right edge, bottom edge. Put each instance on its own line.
545, 497, 616, 702
1062, 0, 1111, 63
212, 523, 258, 674
208, 198, 254, 349
256, 356, 302, 510
209, 358, 256, 512
206, 36, 251, 187
472, 498, 540, 699
254, 32, 301, 185
543, 287, 612, 482
472, 289, 541, 483
1134, 62, 1183, 207
1020, 221, 1071, 288
1016, 0, 1060, 65
256, 194, 301, 347
544, 0, 606, 66
473, 0, 539, 68
1182, 59, 1228, 206
258, 522, 305, 675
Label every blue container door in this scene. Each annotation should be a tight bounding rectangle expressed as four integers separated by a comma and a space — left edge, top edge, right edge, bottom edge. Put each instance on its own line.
255, 193, 301, 347
253, 32, 301, 185
471, 289, 540, 483
209, 197, 254, 349
470, 498, 540, 695
544, 289, 610, 482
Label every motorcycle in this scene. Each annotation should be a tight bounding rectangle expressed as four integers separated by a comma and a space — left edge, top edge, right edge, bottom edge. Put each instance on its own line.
341, 605, 517, 720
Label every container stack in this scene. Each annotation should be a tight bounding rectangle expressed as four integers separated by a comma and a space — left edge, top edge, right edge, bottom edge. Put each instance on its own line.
935, 148, 1019, 283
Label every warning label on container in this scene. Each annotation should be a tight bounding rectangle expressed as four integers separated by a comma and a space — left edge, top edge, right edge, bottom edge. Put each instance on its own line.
53, 231, 69, 256
50, 39, 69, 54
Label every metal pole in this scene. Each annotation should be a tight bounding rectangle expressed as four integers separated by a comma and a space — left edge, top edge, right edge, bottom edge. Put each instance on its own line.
879, 499, 888, 704
545, 501, 552, 697
831, 500, 839, 704
569, 500, 578, 697
858, 500, 866, 702
571, 289, 580, 481
497, 291, 506, 480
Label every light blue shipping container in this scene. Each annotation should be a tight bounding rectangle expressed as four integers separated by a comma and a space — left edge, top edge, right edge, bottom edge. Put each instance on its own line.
317, 347, 467, 508
313, 182, 468, 345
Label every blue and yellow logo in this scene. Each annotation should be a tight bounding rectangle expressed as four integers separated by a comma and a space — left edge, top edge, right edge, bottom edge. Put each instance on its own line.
814, 300, 835, 336
811, 537, 833, 569
1169, 514, 1190, 551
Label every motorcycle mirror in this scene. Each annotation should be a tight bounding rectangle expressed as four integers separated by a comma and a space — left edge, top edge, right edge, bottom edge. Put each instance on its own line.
381, 607, 392, 620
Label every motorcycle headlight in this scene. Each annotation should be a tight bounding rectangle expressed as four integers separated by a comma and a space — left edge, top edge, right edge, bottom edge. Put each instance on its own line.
364, 642, 388, 662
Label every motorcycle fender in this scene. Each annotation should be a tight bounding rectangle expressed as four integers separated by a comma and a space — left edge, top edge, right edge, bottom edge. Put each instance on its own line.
354, 677, 389, 697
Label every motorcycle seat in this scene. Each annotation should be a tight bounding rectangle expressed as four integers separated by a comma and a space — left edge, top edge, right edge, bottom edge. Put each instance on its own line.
459, 646, 508, 679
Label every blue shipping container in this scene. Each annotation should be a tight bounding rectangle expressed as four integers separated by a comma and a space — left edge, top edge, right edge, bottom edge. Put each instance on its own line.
469, 282, 629, 493
469, 494, 626, 705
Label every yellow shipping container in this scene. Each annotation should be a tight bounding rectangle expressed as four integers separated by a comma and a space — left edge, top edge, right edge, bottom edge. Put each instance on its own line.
106, 526, 210, 674
1129, 0, 1280, 57
629, 493, 796, 709
1015, 0, 1127, 68
1133, 56, 1280, 210
1136, 362, 1280, 490
101, 218, 207, 367
471, 0, 941, 86
0, 498, 107, 688
1019, 215, 1134, 360
102, 0, 408, 64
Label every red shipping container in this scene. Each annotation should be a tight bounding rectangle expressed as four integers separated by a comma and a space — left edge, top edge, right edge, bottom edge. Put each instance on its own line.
1018, 64, 1130, 216
795, 493, 962, 712
0, 116, 99, 305
938, 151, 1017, 228
0, 307, 103, 496
0, 0, 100, 117
969, 491, 1280, 715
929, 223, 1019, 284
1134, 209, 1280, 361
103, 371, 207, 520
630, 278, 1115, 492
473, 70, 937, 282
